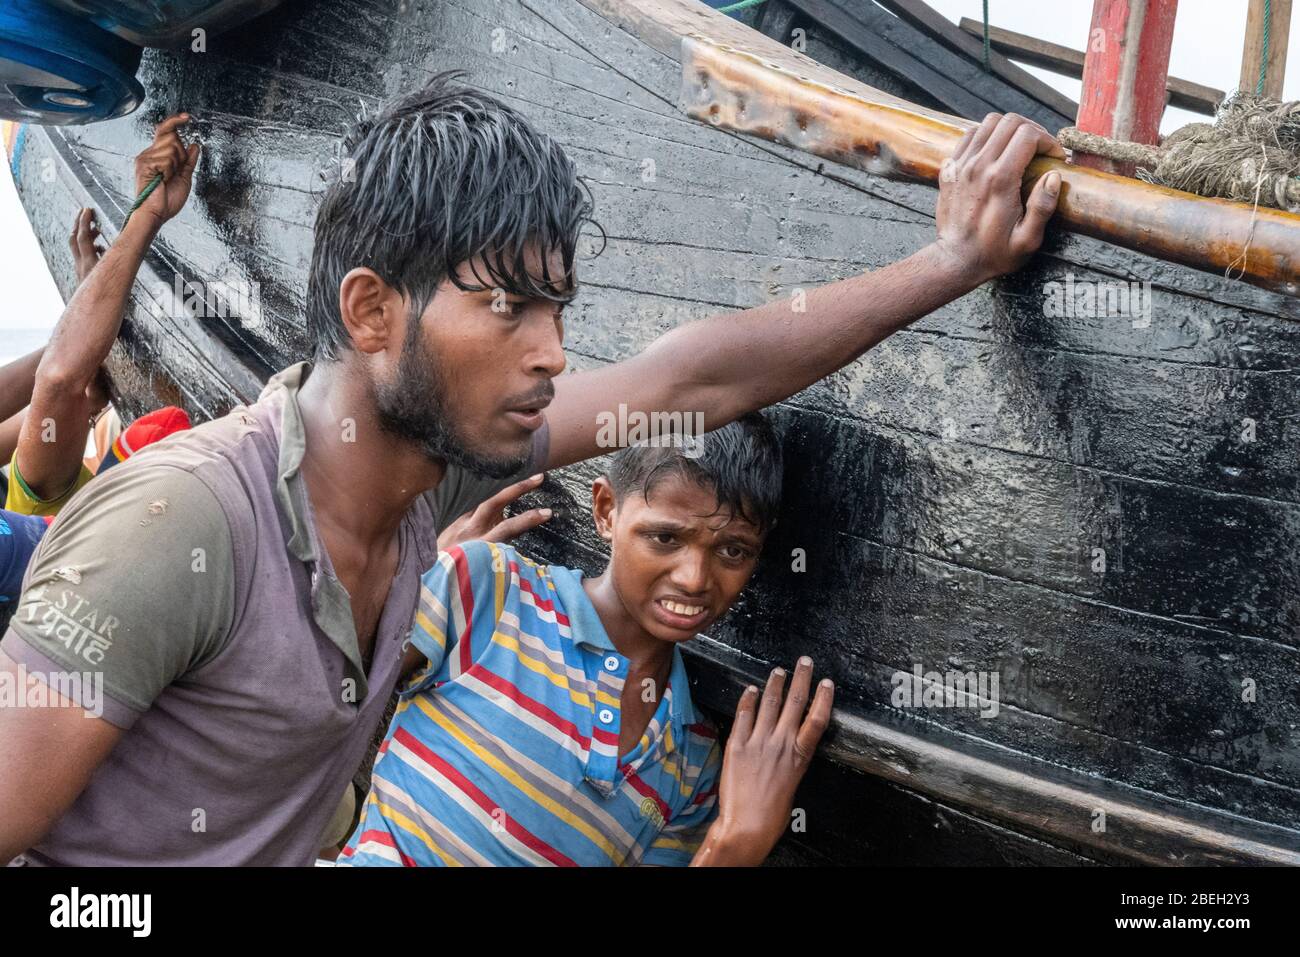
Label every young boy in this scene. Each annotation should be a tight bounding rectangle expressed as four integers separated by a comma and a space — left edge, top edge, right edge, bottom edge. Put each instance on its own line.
341, 414, 832, 866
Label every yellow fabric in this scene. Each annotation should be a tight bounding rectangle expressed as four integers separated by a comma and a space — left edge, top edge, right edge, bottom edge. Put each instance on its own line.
4, 453, 93, 517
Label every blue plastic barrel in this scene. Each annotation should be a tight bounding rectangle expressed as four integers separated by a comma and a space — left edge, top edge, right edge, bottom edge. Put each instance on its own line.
0, 0, 143, 124
1, 1, 282, 125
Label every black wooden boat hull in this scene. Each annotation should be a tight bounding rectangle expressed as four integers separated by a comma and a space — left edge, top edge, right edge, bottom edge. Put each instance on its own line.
7, 0, 1299, 865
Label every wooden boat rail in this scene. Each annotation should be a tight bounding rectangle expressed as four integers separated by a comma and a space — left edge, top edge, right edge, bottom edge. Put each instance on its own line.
578, 0, 1300, 297
12, 0, 1299, 866
684, 637, 1300, 866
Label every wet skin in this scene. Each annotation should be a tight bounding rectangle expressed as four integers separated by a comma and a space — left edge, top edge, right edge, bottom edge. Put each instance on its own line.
409, 262, 567, 473
300, 248, 567, 667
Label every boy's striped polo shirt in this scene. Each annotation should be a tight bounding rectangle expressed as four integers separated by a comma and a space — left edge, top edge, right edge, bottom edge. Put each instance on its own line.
341, 540, 722, 867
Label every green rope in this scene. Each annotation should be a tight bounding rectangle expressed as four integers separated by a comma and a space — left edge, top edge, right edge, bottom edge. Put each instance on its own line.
1256, 0, 1271, 95
718, 0, 767, 13
982, 0, 991, 72
122, 173, 162, 227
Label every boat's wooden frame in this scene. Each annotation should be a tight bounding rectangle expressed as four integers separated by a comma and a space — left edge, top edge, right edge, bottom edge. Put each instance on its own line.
687, 637, 1300, 865
579, 0, 1300, 298
571, 0, 1300, 866
8, 0, 1300, 866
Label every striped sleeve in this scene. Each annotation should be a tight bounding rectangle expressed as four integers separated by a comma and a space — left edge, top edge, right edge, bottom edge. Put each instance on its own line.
638, 740, 722, 866
401, 540, 508, 695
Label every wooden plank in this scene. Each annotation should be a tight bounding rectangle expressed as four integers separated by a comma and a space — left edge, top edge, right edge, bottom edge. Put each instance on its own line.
762, 751, 1107, 864
1240, 0, 1292, 99
875, 0, 1080, 121
776, 0, 1007, 121
773, 0, 1072, 130
957, 17, 1225, 115
680, 636, 1300, 866
963, 18, 1091, 74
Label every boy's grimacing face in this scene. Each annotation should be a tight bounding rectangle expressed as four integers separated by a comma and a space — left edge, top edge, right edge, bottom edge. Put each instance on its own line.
592, 472, 765, 643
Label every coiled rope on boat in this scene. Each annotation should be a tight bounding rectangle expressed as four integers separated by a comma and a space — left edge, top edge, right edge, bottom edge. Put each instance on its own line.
1059, 93, 1300, 213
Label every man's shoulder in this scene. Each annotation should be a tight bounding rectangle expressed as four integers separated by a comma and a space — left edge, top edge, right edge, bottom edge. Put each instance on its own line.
128, 396, 276, 475
34, 454, 237, 583
99, 390, 289, 519
41, 396, 285, 566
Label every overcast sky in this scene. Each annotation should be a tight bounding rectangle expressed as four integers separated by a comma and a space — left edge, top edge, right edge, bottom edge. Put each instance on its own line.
927, 0, 1300, 131
3, 0, 1298, 335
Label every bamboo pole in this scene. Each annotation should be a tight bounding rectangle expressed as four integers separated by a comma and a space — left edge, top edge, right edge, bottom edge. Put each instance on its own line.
680, 36, 1300, 297
1240, 0, 1291, 99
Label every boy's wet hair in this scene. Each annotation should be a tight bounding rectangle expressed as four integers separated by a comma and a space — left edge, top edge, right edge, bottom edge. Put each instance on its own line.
607, 413, 784, 535
307, 71, 602, 360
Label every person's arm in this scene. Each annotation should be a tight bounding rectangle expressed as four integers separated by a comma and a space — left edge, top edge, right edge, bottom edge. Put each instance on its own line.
0, 208, 104, 467
0, 464, 234, 862
0, 411, 23, 468
0, 352, 42, 426
690, 656, 834, 866
0, 649, 124, 864
544, 113, 1064, 470
12, 114, 198, 501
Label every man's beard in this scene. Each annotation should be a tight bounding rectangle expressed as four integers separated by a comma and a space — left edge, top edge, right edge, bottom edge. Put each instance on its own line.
374, 323, 530, 480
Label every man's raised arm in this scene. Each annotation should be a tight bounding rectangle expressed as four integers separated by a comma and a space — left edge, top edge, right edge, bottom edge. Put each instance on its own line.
11, 114, 198, 503
544, 113, 1064, 470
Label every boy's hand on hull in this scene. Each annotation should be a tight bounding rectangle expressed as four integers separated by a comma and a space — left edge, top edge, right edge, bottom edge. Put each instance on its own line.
692, 657, 833, 866
437, 473, 552, 551
933, 112, 1064, 286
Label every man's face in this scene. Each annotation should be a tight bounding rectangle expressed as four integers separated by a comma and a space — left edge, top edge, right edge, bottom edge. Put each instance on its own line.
374, 247, 568, 477
599, 472, 764, 644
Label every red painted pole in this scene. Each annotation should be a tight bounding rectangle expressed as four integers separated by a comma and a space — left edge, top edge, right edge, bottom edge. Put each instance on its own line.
1075, 0, 1178, 175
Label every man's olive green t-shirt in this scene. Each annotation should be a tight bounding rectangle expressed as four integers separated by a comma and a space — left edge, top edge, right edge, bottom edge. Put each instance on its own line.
1, 361, 548, 866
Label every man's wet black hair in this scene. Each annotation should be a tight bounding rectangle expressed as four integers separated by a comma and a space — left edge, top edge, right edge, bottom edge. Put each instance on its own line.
606, 413, 784, 535
307, 71, 600, 360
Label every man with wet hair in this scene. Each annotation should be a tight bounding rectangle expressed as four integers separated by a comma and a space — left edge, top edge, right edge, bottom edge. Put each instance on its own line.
0, 73, 1063, 865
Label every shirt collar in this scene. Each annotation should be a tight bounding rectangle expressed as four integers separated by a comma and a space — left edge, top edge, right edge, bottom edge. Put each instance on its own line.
547, 564, 698, 728
260, 361, 315, 563
547, 564, 613, 652
258, 361, 372, 697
